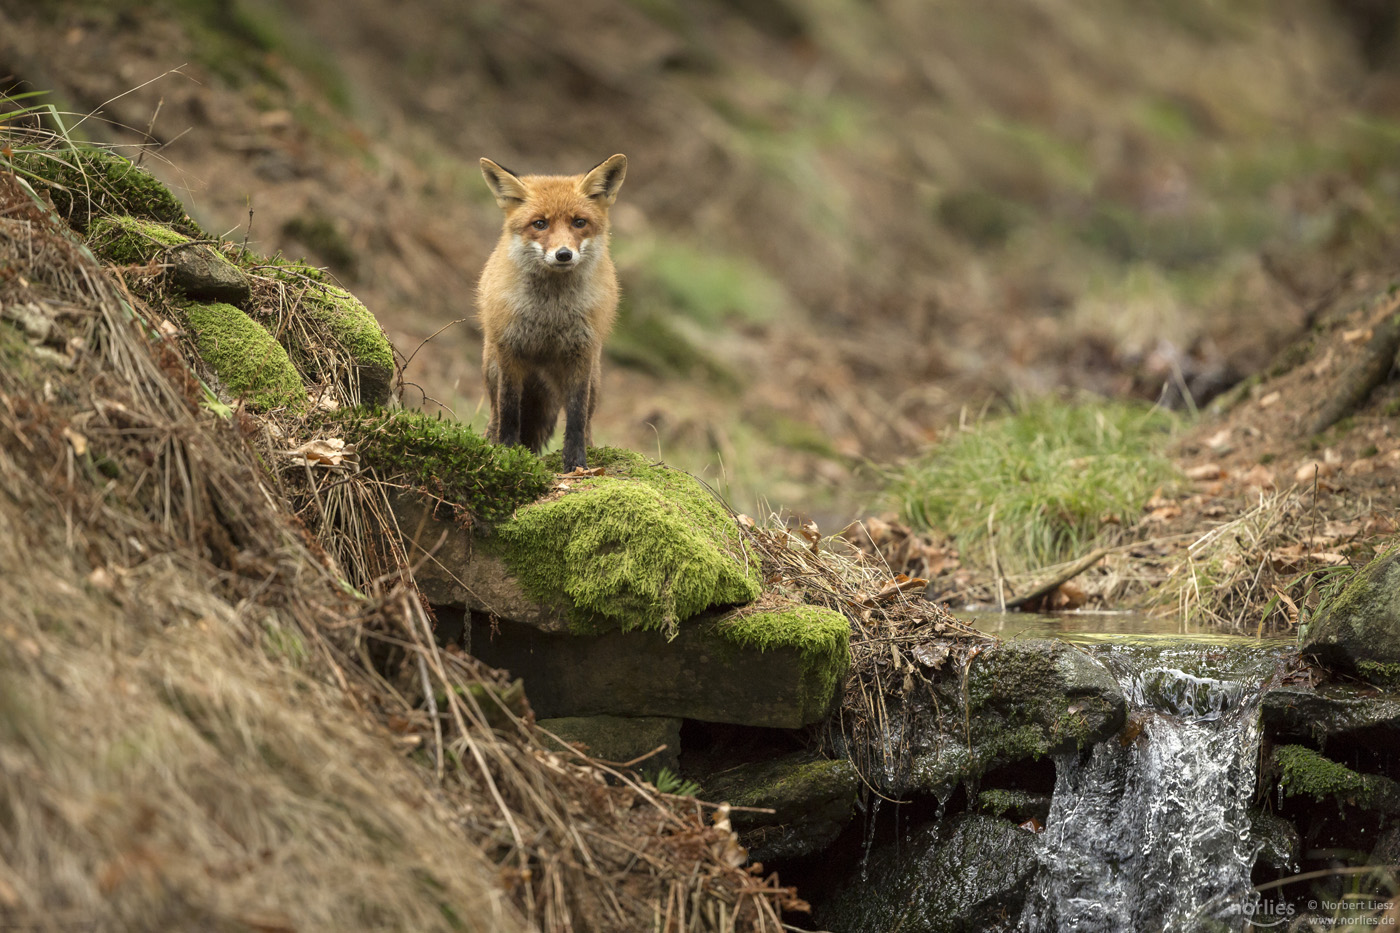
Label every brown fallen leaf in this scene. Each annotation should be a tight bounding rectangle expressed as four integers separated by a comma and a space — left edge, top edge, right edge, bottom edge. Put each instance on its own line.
862, 573, 929, 606
1239, 465, 1276, 490
283, 437, 359, 470
913, 642, 949, 670
1049, 580, 1087, 610
1185, 463, 1223, 482
560, 465, 605, 477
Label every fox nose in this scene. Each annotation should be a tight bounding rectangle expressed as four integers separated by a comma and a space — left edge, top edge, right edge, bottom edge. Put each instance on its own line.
555, 247, 573, 262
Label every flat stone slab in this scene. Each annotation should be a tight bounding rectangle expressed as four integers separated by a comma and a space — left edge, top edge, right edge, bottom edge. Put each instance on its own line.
701, 751, 858, 862
536, 714, 681, 774
1262, 685, 1400, 741
469, 614, 838, 729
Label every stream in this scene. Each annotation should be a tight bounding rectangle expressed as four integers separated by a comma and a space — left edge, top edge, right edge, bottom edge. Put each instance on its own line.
1018, 637, 1289, 931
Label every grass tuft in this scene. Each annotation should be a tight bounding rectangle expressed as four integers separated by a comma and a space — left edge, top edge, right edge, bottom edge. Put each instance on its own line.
894, 398, 1181, 574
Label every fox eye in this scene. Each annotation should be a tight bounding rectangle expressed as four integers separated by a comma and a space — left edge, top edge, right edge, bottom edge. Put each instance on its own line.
531, 218, 548, 230
572, 217, 587, 229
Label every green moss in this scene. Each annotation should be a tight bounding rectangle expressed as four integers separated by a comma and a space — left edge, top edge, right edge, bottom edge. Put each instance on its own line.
496, 447, 761, 637
11, 147, 200, 234
335, 410, 551, 524
181, 301, 306, 411
1275, 745, 1400, 812
86, 214, 191, 264
976, 788, 1042, 819
264, 262, 395, 404
967, 644, 1100, 762
1357, 660, 1400, 689
716, 604, 850, 707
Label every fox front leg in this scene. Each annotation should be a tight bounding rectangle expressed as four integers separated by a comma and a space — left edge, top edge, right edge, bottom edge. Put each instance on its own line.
561, 378, 590, 471
495, 373, 523, 448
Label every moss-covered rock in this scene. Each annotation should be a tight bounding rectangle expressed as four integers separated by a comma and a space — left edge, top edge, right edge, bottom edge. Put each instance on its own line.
1250, 810, 1300, 873
265, 263, 395, 406
1262, 684, 1400, 744
495, 447, 761, 638
344, 410, 551, 525
716, 604, 850, 714
816, 814, 1039, 933
13, 146, 201, 234
87, 215, 251, 304
1274, 744, 1400, 812
181, 301, 306, 411
1302, 548, 1400, 685
699, 751, 859, 862
976, 788, 1052, 824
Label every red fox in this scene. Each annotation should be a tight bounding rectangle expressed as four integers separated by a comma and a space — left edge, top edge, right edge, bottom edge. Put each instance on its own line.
476, 154, 628, 472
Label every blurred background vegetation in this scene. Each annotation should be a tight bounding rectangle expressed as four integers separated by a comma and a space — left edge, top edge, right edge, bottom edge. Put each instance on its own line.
3, 0, 1399, 525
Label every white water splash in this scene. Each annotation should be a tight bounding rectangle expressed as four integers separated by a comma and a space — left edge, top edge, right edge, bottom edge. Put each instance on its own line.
1020, 644, 1276, 932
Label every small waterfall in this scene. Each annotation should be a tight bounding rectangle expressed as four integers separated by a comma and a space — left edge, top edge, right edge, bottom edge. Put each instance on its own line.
1020, 641, 1283, 933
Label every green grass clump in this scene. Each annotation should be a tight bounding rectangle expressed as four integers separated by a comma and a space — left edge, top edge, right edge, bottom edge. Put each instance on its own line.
497, 447, 760, 637
894, 399, 1180, 573
716, 604, 850, 707
182, 301, 306, 411
11, 146, 200, 234
338, 410, 551, 523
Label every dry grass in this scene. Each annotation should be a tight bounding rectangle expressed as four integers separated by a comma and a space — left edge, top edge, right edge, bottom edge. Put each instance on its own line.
0, 149, 799, 931
734, 514, 991, 797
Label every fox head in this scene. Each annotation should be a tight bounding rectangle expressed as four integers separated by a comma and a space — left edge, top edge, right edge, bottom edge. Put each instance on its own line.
480, 154, 628, 275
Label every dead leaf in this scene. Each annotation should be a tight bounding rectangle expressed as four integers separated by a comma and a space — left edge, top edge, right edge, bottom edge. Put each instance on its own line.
62, 426, 87, 456
1143, 505, 1182, 524
1185, 463, 1223, 481
1259, 390, 1281, 407
1049, 580, 1086, 610
1294, 460, 1335, 484
1342, 327, 1373, 344
1240, 465, 1276, 490
913, 643, 949, 670
283, 437, 359, 470
736, 514, 755, 529
560, 465, 605, 477
1205, 427, 1233, 453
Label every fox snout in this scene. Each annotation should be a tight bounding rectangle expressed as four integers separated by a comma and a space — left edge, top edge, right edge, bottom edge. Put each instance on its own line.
544, 243, 578, 269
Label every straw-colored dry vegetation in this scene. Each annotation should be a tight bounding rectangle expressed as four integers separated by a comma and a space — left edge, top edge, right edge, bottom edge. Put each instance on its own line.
0, 127, 806, 931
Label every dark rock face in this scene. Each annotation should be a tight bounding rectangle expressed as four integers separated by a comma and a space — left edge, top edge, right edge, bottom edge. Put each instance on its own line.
468, 614, 839, 729
536, 715, 681, 774
1301, 549, 1400, 685
815, 814, 1039, 933
1262, 685, 1400, 743
699, 751, 859, 862
169, 245, 252, 304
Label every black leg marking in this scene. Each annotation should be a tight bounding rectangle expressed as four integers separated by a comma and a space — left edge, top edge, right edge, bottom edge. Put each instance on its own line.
562, 379, 590, 471
497, 375, 523, 448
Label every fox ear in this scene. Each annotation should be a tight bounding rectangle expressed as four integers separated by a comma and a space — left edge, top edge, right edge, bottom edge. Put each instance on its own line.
580, 154, 627, 205
480, 158, 529, 209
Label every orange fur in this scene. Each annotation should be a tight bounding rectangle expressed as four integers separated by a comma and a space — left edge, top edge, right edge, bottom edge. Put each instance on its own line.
476, 154, 627, 471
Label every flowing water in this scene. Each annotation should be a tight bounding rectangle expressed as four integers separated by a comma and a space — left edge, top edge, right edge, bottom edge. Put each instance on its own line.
1009, 633, 1291, 932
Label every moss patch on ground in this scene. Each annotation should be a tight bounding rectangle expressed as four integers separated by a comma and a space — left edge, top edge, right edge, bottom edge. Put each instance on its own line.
336, 409, 551, 524
181, 301, 306, 412
497, 447, 761, 637
1274, 744, 1400, 812
86, 213, 192, 264
12, 146, 201, 234
259, 261, 395, 404
715, 604, 850, 711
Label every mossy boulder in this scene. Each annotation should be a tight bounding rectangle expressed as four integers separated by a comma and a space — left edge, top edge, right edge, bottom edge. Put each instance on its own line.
181, 301, 306, 412
13, 146, 201, 234
1274, 744, 1400, 813
87, 215, 251, 304
494, 448, 761, 638
699, 751, 859, 862
1301, 548, 1400, 685
346, 411, 551, 526
816, 814, 1039, 933
265, 264, 395, 406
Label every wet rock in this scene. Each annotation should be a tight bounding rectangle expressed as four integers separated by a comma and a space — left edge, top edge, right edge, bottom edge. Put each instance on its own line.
699, 751, 858, 862
1261, 685, 1400, 743
1274, 744, 1400, 813
1250, 810, 1300, 873
1302, 550, 1400, 686
168, 244, 252, 304
536, 714, 681, 774
904, 640, 1126, 797
816, 814, 1038, 933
